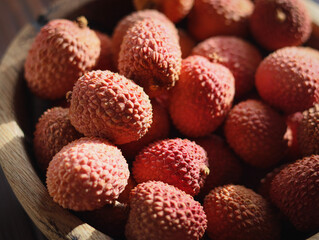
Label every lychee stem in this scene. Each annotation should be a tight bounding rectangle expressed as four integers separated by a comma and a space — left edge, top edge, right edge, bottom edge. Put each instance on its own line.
276, 8, 286, 23
76, 16, 88, 28
201, 165, 210, 176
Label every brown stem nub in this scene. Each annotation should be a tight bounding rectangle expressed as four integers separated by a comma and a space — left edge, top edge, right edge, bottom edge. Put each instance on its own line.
76, 16, 88, 28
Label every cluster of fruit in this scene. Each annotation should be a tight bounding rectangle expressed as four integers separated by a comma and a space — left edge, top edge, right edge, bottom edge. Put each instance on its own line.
24, 0, 319, 239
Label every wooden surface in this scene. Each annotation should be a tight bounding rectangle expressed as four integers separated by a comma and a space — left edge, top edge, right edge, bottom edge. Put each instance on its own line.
0, 0, 319, 240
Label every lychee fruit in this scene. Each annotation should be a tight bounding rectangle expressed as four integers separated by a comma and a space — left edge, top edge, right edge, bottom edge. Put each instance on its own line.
133, 138, 209, 196
69, 70, 153, 145
33, 107, 82, 173
224, 99, 288, 168
250, 0, 312, 50
24, 18, 100, 99
178, 29, 196, 59
297, 104, 319, 156
169, 55, 235, 137
112, 10, 177, 67
270, 155, 319, 231
256, 47, 319, 114
46, 137, 130, 211
192, 36, 262, 98
93, 31, 115, 71
133, 0, 194, 23
119, 100, 170, 160
125, 181, 207, 240
188, 0, 254, 41
118, 17, 182, 97
195, 134, 243, 198
284, 111, 303, 159
204, 184, 281, 240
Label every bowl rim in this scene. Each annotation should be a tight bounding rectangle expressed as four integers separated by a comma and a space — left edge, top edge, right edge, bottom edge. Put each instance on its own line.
0, 0, 319, 239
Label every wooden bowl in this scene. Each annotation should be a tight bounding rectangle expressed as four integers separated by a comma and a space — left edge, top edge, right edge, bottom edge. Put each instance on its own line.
0, 0, 319, 239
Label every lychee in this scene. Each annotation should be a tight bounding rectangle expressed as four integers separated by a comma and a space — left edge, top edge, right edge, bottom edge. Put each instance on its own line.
169, 55, 235, 137
133, 138, 208, 196
192, 36, 262, 98
125, 181, 207, 240
195, 134, 242, 198
188, 0, 254, 41
270, 155, 319, 231
119, 100, 170, 160
46, 137, 130, 211
256, 47, 319, 113
178, 29, 196, 59
250, 0, 312, 50
204, 184, 281, 240
112, 10, 177, 67
224, 99, 287, 168
297, 104, 319, 156
118, 17, 181, 97
69, 70, 152, 145
133, 0, 194, 23
24, 18, 100, 99
33, 107, 82, 173
93, 31, 115, 71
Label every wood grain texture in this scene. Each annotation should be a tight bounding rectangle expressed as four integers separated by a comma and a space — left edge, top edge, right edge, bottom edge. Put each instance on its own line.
0, 0, 318, 240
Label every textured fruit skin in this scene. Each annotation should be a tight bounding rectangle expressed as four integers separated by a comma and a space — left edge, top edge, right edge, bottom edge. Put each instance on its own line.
133, 0, 194, 23
46, 137, 130, 211
24, 19, 100, 99
118, 18, 181, 97
69, 70, 152, 145
224, 99, 287, 168
284, 111, 303, 159
169, 56, 235, 137
297, 105, 319, 156
112, 10, 176, 67
133, 138, 208, 196
192, 36, 262, 98
178, 29, 196, 59
119, 100, 170, 160
93, 31, 115, 71
250, 0, 312, 50
188, 0, 253, 41
33, 107, 82, 173
196, 135, 242, 198
256, 47, 319, 114
270, 155, 319, 231
204, 185, 281, 240
125, 181, 207, 240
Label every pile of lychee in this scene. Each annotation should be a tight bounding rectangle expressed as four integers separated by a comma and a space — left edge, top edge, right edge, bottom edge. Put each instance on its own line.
25, 0, 319, 239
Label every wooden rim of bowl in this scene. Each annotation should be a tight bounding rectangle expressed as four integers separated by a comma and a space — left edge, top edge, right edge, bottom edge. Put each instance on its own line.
0, 0, 318, 240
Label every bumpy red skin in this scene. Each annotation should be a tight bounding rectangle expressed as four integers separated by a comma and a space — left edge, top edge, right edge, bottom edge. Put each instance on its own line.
179, 29, 196, 59
195, 135, 242, 198
270, 155, 319, 231
125, 181, 207, 240
24, 19, 100, 99
256, 47, 319, 114
133, 138, 208, 196
33, 107, 82, 173
93, 31, 115, 72
119, 100, 170, 161
169, 55, 235, 137
118, 18, 181, 97
134, 0, 194, 23
192, 36, 262, 98
224, 99, 288, 168
297, 105, 319, 156
188, 0, 253, 41
284, 111, 303, 159
112, 10, 177, 67
250, 0, 312, 50
69, 70, 152, 145
46, 137, 130, 211
204, 185, 280, 240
